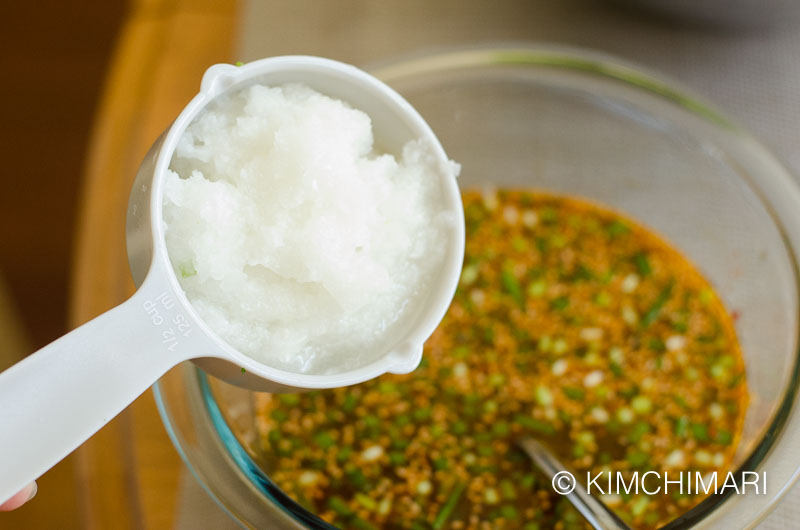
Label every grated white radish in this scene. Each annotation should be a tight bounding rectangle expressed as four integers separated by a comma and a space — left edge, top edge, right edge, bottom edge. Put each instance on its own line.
163, 83, 458, 374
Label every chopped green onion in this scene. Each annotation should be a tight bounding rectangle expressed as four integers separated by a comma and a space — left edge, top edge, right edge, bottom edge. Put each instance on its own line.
641, 282, 673, 327
528, 279, 547, 297
460, 263, 479, 285
492, 421, 510, 437
500, 505, 518, 519
278, 394, 300, 406
609, 361, 624, 378
521, 474, 536, 489
412, 408, 431, 421
674, 416, 689, 437
671, 319, 689, 332
627, 422, 650, 443
633, 253, 652, 277
270, 409, 288, 422
488, 373, 506, 387
314, 432, 335, 449
540, 207, 557, 223
627, 451, 649, 468
352, 518, 377, 530
328, 496, 352, 516
179, 262, 197, 278
336, 447, 353, 463
500, 479, 517, 500
631, 395, 652, 414
433, 457, 450, 470
432, 481, 466, 529
571, 264, 594, 282
563, 386, 585, 401
355, 493, 377, 510
452, 420, 468, 435
514, 415, 556, 435
715, 429, 733, 445
550, 234, 567, 248
631, 496, 650, 517
593, 291, 611, 307
699, 288, 714, 304
501, 269, 525, 308
346, 467, 368, 489
691, 423, 710, 442
267, 429, 280, 445
550, 296, 570, 311
378, 382, 397, 394
607, 220, 630, 237
377, 496, 392, 516
535, 385, 554, 406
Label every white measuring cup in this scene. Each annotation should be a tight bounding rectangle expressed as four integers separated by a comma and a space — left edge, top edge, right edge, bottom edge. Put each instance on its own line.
0, 56, 465, 505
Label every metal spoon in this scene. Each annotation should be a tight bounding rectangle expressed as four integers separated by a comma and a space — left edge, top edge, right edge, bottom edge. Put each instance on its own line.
518, 438, 632, 530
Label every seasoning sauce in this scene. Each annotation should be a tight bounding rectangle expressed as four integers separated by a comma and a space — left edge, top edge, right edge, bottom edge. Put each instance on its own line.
254, 190, 748, 529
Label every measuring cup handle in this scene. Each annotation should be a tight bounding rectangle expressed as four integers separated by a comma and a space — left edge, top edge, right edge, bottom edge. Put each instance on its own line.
0, 270, 211, 504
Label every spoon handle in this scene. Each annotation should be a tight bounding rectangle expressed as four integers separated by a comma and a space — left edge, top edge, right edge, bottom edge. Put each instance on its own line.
518, 438, 632, 530
0, 271, 202, 504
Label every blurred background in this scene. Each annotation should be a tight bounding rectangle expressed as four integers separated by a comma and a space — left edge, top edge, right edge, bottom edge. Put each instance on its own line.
1, 0, 800, 528
0, 1, 126, 525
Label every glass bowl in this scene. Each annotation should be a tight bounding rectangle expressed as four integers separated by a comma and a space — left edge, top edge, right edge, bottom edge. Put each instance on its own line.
152, 45, 800, 528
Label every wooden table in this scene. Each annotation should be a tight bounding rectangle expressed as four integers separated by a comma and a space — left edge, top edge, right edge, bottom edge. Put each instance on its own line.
70, 1, 237, 527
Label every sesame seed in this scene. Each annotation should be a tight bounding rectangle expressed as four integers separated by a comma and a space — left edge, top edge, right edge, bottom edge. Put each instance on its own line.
470, 289, 485, 306
583, 370, 604, 388
616, 407, 634, 424
416, 480, 432, 495
482, 188, 499, 211
484, 488, 499, 505
454, 362, 469, 378
621, 274, 639, 293
666, 335, 687, 352
622, 305, 638, 325
551, 359, 568, 376
664, 449, 685, 469
591, 407, 610, 423
298, 471, 318, 486
601, 494, 622, 507
361, 445, 384, 462
695, 450, 712, 466
580, 327, 604, 341
503, 205, 519, 225
521, 210, 539, 227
